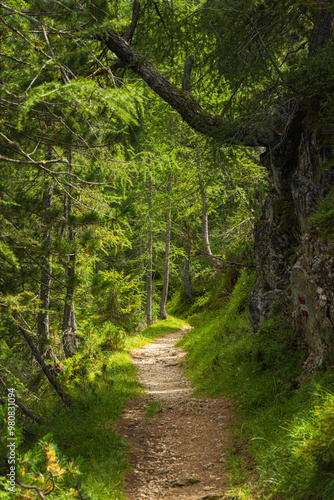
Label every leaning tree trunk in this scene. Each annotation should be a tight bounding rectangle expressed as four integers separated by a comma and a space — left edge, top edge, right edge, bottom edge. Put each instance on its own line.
146, 175, 153, 326
0, 373, 44, 423
159, 174, 172, 319
37, 181, 53, 351
18, 322, 73, 407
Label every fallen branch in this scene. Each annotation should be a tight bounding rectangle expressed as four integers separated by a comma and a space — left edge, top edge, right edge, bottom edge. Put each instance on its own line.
0, 374, 44, 423
16, 318, 74, 408
16, 481, 46, 500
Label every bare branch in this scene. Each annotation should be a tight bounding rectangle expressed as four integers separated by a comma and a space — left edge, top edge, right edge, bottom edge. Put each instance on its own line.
182, 55, 195, 93
16, 481, 47, 500
0, 374, 44, 423
122, 0, 140, 42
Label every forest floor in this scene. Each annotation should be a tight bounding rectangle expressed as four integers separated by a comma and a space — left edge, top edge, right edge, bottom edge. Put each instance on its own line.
114, 327, 236, 500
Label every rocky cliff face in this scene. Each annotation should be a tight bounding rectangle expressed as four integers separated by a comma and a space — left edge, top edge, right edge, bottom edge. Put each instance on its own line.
249, 119, 334, 372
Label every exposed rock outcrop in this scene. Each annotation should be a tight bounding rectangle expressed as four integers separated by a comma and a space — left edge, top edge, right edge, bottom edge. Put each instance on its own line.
249, 120, 334, 371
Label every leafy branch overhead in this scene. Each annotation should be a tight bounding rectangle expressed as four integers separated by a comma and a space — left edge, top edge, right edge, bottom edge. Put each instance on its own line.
103, 0, 333, 146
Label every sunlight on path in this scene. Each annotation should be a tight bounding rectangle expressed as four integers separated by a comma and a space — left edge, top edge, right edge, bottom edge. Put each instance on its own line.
115, 328, 234, 500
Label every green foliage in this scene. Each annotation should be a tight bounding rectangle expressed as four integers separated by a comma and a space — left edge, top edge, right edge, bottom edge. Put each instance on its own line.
169, 263, 257, 321
309, 190, 334, 242
145, 401, 162, 421
90, 270, 142, 331
259, 388, 334, 500
177, 269, 257, 398
252, 317, 297, 371
0, 415, 79, 499
178, 267, 334, 499
17, 434, 81, 499
287, 43, 334, 110
99, 322, 126, 352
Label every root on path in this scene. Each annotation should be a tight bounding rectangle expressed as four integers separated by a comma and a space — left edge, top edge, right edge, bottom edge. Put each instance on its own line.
115, 328, 235, 500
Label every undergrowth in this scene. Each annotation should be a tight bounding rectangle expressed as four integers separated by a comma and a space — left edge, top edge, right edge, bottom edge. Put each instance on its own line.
309, 188, 334, 243
176, 269, 334, 500
1, 317, 187, 500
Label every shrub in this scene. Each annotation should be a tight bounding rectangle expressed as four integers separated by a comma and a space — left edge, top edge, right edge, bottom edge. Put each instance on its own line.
0, 431, 81, 500
309, 190, 334, 242
252, 317, 298, 370
99, 322, 125, 351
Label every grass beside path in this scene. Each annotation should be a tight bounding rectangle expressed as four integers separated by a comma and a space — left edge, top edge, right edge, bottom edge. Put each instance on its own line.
173, 271, 334, 500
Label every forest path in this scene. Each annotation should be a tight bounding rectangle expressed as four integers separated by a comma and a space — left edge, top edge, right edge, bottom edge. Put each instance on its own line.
115, 328, 235, 500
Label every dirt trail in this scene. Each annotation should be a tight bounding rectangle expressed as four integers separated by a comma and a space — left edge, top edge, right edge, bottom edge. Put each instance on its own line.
116, 328, 235, 500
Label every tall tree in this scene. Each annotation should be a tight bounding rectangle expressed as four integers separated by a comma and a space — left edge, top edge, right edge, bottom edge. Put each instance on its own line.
159, 173, 172, 319
37, 180, 53, 350
146, 174, 153, 326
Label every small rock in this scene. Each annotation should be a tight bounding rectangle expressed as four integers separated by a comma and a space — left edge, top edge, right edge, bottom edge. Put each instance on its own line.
171, 477, 201, 487
156, 468, 169, 474
204, 462, 217, 469
196, 495, 225, 500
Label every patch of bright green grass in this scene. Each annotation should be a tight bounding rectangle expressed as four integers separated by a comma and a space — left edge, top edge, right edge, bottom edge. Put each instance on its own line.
31, 317, 188, 499
124, 316, 188, 350
145, 401, 162, 421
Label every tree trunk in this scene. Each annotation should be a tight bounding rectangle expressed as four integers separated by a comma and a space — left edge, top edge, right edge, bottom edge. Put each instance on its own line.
183, 236, 193, 300
62, 244, 77, 358
18, 323, 73, 407
159, 174, 172, 319
0, 374, 44, 423
37, 181, 53, 351
146, 175, 153, 326
62, 150, 78, 358
198, 174, 221, 269
308, 9, 333, 59
138, 234, 144, 311
198, 174, 212, 256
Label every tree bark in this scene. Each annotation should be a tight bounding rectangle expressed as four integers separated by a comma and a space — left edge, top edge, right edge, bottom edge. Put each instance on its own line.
198, 174, 221, 269
104, 30, 256, 143
182, 55, 195, 93
0, 374, 44, 423
146, 175, 153, 326
37, 181, 53, 350
62, 150, 78, 358
159, 174, 172, 319
183, 236, 193, 300
18, 323, 73, 407
122, 0, 140, 42
308, 9, 333, 58
104, 5, 333, 147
